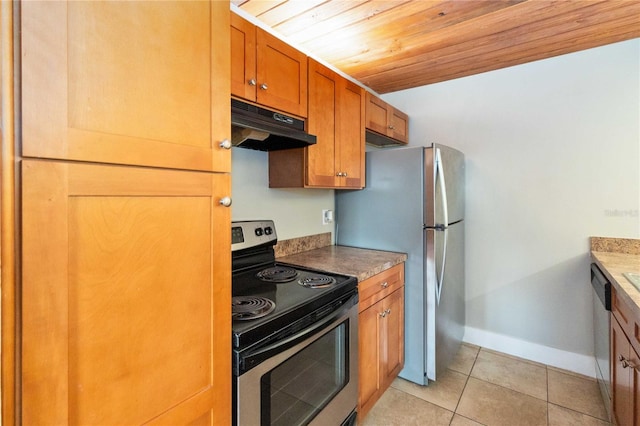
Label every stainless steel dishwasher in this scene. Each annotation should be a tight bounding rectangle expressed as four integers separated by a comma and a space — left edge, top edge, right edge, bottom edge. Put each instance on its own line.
591, 262, 611, 420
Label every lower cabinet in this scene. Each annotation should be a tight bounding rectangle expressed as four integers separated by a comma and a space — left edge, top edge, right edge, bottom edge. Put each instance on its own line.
611, 286, 640, 426
358, 263, 405, 419
21, 160, 231, 424
612, 317, 640, 426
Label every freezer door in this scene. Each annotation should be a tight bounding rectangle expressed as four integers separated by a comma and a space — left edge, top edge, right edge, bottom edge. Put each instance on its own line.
426, 221, 465, 381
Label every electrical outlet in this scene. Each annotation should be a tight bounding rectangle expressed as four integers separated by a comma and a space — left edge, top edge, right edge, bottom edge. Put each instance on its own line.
322, 209, 333, 225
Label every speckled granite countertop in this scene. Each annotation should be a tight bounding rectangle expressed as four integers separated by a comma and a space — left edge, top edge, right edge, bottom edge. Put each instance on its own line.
277, 245, 407, 282
591, 237, 640, 316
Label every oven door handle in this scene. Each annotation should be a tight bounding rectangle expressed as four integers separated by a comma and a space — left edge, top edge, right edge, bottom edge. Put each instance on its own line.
241, 297, 355, 373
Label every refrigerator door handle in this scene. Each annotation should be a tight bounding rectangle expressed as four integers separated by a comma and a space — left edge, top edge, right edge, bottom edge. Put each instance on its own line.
435, 148, 449, 305
436, 228, 448, 305
435, 147, 449, 229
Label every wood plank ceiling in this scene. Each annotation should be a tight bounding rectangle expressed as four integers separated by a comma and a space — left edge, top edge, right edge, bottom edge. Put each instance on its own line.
231, 0, 640, 94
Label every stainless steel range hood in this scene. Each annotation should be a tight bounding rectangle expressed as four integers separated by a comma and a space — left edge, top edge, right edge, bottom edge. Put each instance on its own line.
231, 99, 316, 151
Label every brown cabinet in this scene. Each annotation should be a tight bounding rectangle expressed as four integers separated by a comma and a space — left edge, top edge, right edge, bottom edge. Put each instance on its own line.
269, 59, 365, 189
21, 161, 231, 425
365, 92, 409, 145
611, 286, 640, 426
13, 1, 232, 424
21, 1, 231, 173
358, 264, 405, 419
231, 13, 308, 118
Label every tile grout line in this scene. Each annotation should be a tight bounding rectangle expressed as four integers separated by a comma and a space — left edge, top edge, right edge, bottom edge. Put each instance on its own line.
449, 346, 482, 425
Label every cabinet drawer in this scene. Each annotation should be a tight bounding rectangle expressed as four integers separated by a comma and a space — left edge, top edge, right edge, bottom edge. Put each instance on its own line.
613, 286, 634, 334
612, 286, 640, 356
358, 263, 404, 312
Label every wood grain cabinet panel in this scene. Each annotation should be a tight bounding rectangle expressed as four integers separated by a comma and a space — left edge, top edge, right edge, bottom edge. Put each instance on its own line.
380, 288, 405, 390
365, 92, 409, 144
21, 160, 231, 425
358, 301, 382, 414
231, 13, 307, 118
358, 264, 405, 420
269, 59, 364, 189
230, 13, 257, 102
611, 285, 640, 426
21, 1, 230, 172
611, 316, 640, 426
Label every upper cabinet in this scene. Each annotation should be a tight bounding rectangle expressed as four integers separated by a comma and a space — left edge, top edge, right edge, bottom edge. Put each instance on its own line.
231, 13, 307, 118
365, 92, 409, 145
269, 59, 365, 189
21, 1, 231, 173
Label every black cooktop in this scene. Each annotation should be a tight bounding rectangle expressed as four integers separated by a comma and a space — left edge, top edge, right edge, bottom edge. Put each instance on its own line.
232, 262, 357, 349
230, 220, 358, 352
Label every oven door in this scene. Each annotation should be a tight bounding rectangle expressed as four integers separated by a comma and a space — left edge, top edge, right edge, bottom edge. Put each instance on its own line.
236, 294, 358, 426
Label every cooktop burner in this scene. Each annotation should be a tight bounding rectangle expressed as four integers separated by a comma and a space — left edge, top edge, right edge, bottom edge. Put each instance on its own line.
256, 266, 298, 283
298, 274, 337, 289
232, 296, 276, 321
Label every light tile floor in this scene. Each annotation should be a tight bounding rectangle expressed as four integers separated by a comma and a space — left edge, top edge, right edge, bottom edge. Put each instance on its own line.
361, 344, 611, 426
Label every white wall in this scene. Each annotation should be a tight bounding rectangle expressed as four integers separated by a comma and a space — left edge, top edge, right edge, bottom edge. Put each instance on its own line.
383, 39, 640, 375
231, 148, 335, 241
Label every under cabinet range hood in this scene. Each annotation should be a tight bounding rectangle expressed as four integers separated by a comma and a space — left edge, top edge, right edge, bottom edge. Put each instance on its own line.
231, 99, 317, 151
365, 130, 404, 147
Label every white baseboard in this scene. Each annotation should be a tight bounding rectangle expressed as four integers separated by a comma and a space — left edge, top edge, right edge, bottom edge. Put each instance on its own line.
463, 326, 597, 378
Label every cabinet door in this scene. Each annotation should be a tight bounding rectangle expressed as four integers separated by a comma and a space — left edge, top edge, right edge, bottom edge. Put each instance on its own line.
336, 79, 365, 189
306, 59, 338, 187
256, 28, 308, 118
231, 13, 257, 102
633, 350, 640, 426
381, 288, 405, 389
389, 108, 409, 144
613, 317, 633, 426
21, 160, 231, 425
21, 1, 230, 172
358, 302, 382, 416
365, 92, 391, 136
306, 59, 364, 189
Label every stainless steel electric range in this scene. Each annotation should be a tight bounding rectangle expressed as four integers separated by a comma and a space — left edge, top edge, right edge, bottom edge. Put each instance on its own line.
231, 220, 358, 426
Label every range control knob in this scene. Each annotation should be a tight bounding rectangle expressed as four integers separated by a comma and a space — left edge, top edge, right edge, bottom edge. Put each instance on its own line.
255, 228, 264, 237
264, 227, 273, 235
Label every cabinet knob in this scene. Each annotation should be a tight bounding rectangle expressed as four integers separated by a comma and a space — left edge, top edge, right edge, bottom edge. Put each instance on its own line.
336, 172, 343, 177
219, 197, 232, 207
260, 83, 268, 90
388, 125, 395, 130
379, 311, 387, 318
343, 172, 348, 177
381, 281, 389, 288
219, 139, 232, 150
248, 79, 257, 86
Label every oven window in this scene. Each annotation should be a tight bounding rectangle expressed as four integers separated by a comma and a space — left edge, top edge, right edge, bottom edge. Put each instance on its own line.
261, 322, 349, 426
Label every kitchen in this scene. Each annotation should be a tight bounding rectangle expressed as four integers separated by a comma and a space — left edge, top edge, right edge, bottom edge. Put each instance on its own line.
230, 2, 639, 424
2, 1, 639, 425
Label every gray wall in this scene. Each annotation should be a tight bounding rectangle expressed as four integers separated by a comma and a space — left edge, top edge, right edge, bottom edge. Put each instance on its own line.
383, 39, 640, 364
231, 149, 335, 241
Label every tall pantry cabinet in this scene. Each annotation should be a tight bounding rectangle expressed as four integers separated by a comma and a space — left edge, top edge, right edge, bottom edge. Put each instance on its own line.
3, 2, 232, 424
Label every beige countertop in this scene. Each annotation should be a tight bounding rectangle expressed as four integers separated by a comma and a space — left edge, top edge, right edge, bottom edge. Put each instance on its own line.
277, 245, 407, 282
591, 237, 640, 317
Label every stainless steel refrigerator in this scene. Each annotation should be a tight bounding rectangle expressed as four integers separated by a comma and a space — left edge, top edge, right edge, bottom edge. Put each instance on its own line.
336, 144, 465, 385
